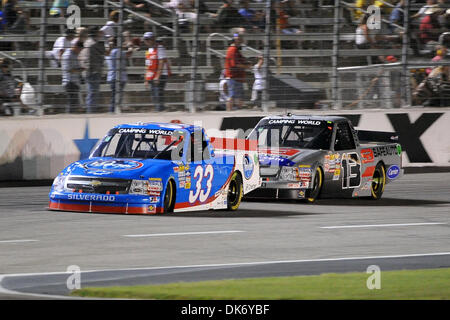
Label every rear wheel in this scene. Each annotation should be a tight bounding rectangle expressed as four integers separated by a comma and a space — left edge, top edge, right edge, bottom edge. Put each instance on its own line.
306, 166, 323, 203
227, 172, 243, 211
370, 163, 386, 200
163, 180, 176, 213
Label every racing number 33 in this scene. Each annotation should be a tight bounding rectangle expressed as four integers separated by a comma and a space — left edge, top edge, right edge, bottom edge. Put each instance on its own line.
189, 165, 214, 203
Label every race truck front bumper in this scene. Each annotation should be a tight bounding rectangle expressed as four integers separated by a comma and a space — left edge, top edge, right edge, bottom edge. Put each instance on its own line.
245, 180, 310, 200
48, 192, 163, 214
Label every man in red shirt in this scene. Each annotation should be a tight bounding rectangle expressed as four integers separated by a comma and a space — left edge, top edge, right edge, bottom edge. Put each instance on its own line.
224, 33, 251, 111
419, 7, 443, 49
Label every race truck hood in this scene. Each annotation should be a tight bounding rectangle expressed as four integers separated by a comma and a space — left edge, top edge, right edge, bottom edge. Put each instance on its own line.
62, 157, 175, 180
258, 147, 324, 175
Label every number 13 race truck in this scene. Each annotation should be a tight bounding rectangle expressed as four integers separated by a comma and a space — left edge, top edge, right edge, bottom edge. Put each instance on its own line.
246, 114, 403, 202
49, 122, 261, 214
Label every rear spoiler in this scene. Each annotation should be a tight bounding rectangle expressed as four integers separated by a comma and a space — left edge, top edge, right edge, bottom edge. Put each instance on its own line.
357, 130, 399, 144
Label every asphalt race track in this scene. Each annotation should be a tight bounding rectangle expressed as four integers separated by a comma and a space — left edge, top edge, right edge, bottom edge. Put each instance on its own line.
0, 172, 449, 299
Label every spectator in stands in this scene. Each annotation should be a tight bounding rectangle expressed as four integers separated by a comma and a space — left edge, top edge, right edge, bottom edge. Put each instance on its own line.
238, 0, 264, 31
208, 0, 245, 32
412, 0, 437, 19
49, 0, 72, 17
61, 40, 85, 113
106, 37, 135, 113
101, 10, 120, 40
79, 27, 105, 113
72, 27, 88, 46
389, 0, 404, 33
167, 0, 197, 25
352, 0, 375, 21
426, 45, 448, 73
250, 55, 265, 109
144, 32, 171, 112
419, 6, 444, 50
47, 28, 76, 68
275, 0, 302, 35
224, 33, 251, 111
3, 0, 29, 33
218, 69, 228, 110
124, 0, 157, 32
0, 58, 17, 115
355, 13, 376, 49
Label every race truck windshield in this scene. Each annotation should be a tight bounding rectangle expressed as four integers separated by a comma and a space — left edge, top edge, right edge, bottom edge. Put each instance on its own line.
250, 120, 333, 150
91, 128, 185, 160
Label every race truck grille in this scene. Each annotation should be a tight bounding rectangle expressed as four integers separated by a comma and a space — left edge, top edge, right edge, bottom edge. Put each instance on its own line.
66, 177, 131, 194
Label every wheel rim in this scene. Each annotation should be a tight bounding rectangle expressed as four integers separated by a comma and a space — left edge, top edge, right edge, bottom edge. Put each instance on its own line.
308, 168, 322, 201
372, 167, 385, 194
164, 181, 173, 210
228, 180, 238, 205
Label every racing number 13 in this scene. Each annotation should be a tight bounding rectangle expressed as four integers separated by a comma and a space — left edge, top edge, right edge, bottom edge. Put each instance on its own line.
189, 165, 214, 203
342, 153, 361, 189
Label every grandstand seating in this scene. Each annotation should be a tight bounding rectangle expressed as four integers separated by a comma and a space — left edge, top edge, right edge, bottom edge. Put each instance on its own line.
1, 0, 445, 114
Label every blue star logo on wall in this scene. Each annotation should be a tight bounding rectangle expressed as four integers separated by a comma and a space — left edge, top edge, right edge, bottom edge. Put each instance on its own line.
73, 122, 99, 160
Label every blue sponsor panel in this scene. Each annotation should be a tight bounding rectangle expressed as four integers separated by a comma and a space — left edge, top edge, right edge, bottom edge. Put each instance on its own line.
387, 165, 401, 180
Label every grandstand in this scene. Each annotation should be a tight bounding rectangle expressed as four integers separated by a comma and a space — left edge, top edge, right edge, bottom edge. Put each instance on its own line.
0, 0, 449, 115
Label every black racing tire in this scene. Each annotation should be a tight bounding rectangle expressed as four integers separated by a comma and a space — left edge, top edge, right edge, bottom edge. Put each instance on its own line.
227, 171, 243, 211
163, 179, 176, 213
306, 166, 323, 203
370, 162, 386, 200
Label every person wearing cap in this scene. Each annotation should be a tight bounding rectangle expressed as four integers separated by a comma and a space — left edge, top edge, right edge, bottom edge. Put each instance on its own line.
100, 10, 120, 40
224, 33, 251, 111
419, 5, 444, 50
61, 41, 85, 113
79, 27, 105, 113
47, 28, 76, 68
143, 32, 171, 112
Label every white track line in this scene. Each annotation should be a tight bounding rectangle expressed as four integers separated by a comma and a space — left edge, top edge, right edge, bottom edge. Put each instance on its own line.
122, 230, 244, 238
0, 239, 39, 244
320, 222, 447, 229
1, 251, 450, 299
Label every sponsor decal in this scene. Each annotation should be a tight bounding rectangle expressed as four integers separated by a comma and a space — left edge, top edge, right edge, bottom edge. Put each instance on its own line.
148, 179, 163, 192
386, 165, 400, 179
87, 159, 144, 171
148, 205, 156, 213
373, 145, 398, 158
68, 194, 116, 201
149, 196, 160, 203
243, 154, 254, 180
185, 182, 191, 189
298, 190, 305, 198
267, 119, 322, 126
287, 182, 301, 188
360, 148, 375, 164
118, 128, 174, 135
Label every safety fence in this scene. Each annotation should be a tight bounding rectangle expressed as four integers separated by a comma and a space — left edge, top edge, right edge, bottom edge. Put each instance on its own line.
0, 0, 449, 116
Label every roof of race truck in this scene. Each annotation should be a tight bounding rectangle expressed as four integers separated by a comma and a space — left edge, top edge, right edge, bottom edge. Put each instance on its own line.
260, 114, 349, 122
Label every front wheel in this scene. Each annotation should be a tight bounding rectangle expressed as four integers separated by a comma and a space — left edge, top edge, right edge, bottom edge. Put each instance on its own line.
227, 171, 243, 211
306, 166, 323, 203
163, 180, 176, 213
370, 163, 386, 200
